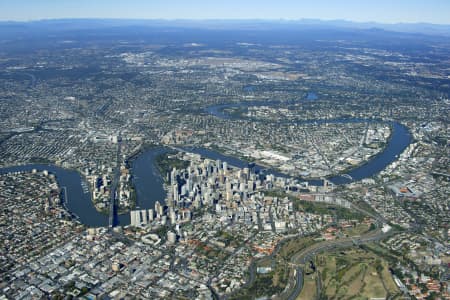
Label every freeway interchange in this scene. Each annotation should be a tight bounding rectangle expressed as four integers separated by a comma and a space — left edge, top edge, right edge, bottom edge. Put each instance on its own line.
282, 228, 398, 300
223, 210, 398, 300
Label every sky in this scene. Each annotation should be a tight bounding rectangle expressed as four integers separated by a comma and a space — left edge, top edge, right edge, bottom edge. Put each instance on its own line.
0, 0, 449, 24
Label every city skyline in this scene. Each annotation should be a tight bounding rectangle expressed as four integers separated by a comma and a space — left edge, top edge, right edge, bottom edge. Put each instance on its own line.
1, 0, 450, 25
0, 2, 449, 298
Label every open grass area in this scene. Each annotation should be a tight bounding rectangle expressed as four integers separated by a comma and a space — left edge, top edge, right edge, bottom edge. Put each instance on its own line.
295, 199, 365, 221
316, 248, 399, 300
342, 224, 371, 237
279, 236, 317, 259
228, 237, 400, 300
154, 152, 190, 182
297, 273, 317, 300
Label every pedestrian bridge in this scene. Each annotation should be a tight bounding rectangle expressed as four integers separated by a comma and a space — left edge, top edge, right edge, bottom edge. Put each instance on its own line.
340, 174, 353, 180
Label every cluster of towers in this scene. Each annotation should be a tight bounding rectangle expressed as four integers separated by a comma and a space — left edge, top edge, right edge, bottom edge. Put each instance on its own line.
130, 154, 284, 230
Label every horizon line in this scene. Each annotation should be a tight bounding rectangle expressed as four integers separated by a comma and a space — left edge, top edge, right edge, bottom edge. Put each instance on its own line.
1, 17, 450, 27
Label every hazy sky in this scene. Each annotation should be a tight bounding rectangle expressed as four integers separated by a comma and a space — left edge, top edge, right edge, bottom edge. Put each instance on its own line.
1, 0, 449, 24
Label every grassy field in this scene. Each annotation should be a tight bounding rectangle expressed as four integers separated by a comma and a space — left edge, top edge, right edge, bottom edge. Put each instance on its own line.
279, 236, 317, 260
297, 273, 317, 300
341, 223, 371, 237
294, 199, 365, 221
230, 237, 400, 300
316, 248, 399, 299
154, 152, 190, 182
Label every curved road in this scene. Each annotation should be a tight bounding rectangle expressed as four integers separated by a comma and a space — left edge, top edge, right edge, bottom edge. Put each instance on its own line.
218, 200, 392, 300
282, 229, 398, 300
221, 227, 396, 300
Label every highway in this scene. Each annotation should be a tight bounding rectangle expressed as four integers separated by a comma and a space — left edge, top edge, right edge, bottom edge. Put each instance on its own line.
216, 226, 395, 300
282, 229, 398, 300
108, 135, 122, 228
207, 192, 392, 300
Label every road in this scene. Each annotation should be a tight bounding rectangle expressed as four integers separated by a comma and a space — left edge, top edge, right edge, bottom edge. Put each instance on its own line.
282, 229, 398, 300
349, 202, 387, 224
217, 227, 394, 300
302, 128, 333, 173
109, 135, 122, 228
316, 270, 322, 300
214, 197, 390, 300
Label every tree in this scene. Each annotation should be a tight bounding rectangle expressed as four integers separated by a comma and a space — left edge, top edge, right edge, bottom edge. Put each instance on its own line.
375, 259, 383, 273
80, 287, 89, 295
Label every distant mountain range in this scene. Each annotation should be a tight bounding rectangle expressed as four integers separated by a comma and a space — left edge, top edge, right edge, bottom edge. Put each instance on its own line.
0, 18, 449, 37
292, 19, 450, 36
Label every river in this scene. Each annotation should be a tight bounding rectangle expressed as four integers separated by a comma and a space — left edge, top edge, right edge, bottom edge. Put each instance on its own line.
0, 102, 411, 227
0, 164, 112, 227
205, 102, 412, 185
0, 147, 168, 227
129, 147, 168, 213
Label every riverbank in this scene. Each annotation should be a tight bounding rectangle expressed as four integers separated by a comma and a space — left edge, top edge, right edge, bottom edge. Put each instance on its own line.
127, 146, 168, 213
205, 102, 412, 185
0, 117, 411, 228
0, 164, 111, 227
